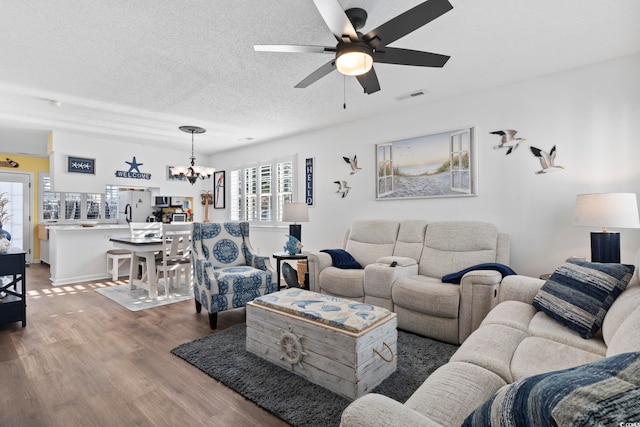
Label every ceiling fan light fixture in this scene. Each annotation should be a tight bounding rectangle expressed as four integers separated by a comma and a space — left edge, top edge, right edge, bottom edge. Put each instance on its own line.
335, 45, 373, 76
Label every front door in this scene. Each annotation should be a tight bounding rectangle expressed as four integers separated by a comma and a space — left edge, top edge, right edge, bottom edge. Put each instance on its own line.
0, 172, 32, 262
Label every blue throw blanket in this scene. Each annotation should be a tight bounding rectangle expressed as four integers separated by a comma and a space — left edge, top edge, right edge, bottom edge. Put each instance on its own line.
441, 263, 516, 284
320, 249, 362, 269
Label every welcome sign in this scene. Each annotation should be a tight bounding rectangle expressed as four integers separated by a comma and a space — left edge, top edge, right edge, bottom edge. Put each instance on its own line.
115, 156, 151, 180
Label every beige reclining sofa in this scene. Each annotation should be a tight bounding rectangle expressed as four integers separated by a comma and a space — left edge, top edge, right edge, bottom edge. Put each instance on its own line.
306, 219, 511, 344
340, 252, 640, 426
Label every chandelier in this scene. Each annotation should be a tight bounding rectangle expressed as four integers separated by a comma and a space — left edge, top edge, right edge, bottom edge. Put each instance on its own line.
170, 125, 215, 185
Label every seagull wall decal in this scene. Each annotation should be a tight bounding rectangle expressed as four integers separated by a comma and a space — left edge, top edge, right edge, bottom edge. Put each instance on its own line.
343, 156, 362, 174
490, 130, 527, 155
530, 145, 564, 174
334, 180, 351, 198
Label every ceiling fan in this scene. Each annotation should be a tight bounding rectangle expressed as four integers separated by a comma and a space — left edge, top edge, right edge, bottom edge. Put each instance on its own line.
254, 0, 453, 95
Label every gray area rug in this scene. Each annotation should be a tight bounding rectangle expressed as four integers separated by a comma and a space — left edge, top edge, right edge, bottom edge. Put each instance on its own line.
95, 282, 191, 311
171, 324, 458, 427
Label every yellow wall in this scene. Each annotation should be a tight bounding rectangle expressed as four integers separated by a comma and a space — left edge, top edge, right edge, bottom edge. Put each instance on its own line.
0, 152, 50, 260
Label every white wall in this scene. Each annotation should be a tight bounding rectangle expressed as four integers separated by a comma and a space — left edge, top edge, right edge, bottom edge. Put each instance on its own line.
49, 131, 210, 221
208, 53, 640, 277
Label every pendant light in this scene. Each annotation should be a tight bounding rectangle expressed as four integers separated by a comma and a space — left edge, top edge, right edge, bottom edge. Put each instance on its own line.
170, 126, 215, 185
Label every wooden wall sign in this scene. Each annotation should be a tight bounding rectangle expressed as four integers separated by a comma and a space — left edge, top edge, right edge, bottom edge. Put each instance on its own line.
0, 158, 20, 168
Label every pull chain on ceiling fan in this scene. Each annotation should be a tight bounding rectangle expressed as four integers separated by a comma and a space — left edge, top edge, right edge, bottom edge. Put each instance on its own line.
254, 0, 453, 95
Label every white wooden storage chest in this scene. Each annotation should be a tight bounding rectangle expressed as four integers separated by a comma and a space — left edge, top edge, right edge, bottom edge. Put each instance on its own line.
246, 289, 397, 400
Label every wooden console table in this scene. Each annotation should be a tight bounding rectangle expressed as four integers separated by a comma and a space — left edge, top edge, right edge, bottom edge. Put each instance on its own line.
0, 248, 27, 327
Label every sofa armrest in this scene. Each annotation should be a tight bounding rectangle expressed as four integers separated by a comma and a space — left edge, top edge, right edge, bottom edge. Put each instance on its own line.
458, 270, 504, 343
306, 251, 334, 293
340, 394, 442, 427
498, 275, 545, 304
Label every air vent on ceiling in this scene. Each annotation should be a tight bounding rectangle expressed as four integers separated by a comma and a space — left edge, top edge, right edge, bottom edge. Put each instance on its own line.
396, 89, 428, 101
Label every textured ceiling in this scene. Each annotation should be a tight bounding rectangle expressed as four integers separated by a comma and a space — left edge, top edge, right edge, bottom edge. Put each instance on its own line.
0, 0, 639, 156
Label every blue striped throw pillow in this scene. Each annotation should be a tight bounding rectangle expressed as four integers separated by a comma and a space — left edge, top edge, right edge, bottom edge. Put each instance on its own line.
532, 260, 634, 339
463, 352, 640, 426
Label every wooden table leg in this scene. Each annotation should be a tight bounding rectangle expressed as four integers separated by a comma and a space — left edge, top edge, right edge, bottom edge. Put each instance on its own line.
129, 253, 140, 291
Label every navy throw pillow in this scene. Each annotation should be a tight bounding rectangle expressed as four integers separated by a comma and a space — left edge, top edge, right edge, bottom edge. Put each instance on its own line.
441, 263, 517, 284
320, 249, 362, 269
532, 260, 634, 339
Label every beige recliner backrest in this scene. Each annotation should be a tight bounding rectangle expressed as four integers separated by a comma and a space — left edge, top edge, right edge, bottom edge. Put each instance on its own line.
393, 220, 429, 261
419, 221, 507, 278
343, 220, 400, 267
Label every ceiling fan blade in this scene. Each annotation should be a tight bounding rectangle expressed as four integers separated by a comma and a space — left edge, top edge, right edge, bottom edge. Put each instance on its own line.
373, 47, 450, 67
254, 44, 336, 54
294, 59, 336, 88
356, 67, 381, 94
363, 0, 453, 48
312, 0, 358, 42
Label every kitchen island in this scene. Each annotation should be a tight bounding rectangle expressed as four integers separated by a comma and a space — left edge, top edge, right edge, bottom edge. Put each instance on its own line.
48, 224, 130, 286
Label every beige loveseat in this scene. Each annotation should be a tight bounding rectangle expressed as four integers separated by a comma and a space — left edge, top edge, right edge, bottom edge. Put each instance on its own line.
306, 220, 510, 344
340, 254, 640, 426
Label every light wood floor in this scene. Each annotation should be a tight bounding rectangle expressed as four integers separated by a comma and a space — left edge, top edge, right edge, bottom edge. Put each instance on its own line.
0, 263, 289, 427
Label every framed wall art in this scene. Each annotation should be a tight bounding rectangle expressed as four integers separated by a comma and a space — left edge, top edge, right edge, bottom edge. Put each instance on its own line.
213, 170, 225, 209
67, 156, 95, 174
376, 126, 477, 200
167, 165, 187, 181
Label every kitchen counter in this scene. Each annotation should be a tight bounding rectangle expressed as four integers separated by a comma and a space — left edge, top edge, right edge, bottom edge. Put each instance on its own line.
48, 224, 131, 285
46, 224, 129, 230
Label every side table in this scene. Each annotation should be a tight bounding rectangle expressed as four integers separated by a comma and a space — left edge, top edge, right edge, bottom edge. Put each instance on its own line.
272, 252, 308, 289
0, 248, 27, 327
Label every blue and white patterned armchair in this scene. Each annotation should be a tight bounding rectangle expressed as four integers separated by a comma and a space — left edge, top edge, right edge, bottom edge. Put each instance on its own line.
192, 221, 277, 328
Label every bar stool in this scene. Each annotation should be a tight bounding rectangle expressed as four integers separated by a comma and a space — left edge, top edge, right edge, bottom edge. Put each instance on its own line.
106, 249, 131, 281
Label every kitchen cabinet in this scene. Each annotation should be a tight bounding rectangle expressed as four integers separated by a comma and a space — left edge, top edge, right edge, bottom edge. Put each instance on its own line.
38, 224, 50, 264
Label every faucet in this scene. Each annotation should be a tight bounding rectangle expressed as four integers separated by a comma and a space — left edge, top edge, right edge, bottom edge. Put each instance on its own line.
125, 204, 132, 223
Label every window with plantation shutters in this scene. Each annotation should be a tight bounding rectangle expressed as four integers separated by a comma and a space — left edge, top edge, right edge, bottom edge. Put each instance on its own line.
277, 161, 293, 222
230, 156, 296, 226
40, 174, 119, 222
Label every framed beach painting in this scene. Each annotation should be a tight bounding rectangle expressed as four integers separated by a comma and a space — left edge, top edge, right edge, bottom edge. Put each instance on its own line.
375, 126, 477, 200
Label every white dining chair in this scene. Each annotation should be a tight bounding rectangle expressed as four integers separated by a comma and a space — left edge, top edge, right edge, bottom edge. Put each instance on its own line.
129, 222, 163, 282
155, 223, 192, 297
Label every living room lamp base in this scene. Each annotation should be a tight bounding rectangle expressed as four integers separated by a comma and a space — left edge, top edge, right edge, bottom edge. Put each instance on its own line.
590, 231, 620, 263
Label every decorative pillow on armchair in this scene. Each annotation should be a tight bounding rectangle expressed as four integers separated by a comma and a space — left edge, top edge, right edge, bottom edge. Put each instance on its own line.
532, 260, 634, 338
463, 352, 640, 427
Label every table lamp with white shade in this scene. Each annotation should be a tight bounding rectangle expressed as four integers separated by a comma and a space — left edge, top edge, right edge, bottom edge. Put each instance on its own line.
573, 193, 640, 263
282, 202, 309, 242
